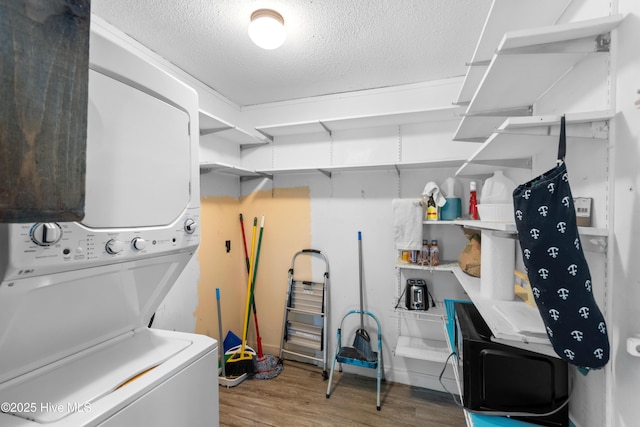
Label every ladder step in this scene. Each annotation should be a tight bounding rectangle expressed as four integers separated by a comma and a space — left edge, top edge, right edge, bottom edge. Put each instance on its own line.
288, 321, 322, 336
281, 348, 323, 363
336, 346, 379, 369
286, 307, 324, 316
287, 335, 322, 350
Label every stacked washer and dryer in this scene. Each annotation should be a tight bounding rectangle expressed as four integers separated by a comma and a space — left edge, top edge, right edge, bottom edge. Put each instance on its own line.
0, 18, 219, 426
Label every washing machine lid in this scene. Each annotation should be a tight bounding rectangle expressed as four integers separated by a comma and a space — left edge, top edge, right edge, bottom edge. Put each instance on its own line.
0, 329, 215, 425
0, 250, 197, 384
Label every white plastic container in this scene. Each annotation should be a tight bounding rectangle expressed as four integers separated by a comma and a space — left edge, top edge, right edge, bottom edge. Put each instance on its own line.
480, 170, 516, 204
479, 171, 516, 222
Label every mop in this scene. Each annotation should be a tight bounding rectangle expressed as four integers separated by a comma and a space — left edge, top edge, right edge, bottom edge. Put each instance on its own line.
241, 215, 282, 380
225, 218, 258, 377
353, 231, 376, 361
216, 288, 247, 387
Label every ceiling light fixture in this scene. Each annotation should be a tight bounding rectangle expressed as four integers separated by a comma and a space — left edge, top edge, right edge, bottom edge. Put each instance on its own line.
248, 9, 286, 50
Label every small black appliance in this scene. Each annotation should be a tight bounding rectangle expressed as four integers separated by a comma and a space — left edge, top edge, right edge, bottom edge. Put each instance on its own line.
454, 302, 569, 427
405, 279, 430, 310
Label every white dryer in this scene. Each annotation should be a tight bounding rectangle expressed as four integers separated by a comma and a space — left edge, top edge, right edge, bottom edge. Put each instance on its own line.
0, 17, 218, 426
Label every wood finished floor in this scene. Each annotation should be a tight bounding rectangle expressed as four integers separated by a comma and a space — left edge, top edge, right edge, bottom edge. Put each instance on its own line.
219, 360, 466, 426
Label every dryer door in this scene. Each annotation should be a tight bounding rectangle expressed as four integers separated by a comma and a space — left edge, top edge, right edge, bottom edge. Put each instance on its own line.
83, 69, 191, 229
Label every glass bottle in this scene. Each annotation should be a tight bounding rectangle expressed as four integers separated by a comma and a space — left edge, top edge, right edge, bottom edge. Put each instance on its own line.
420, 239, 430, 266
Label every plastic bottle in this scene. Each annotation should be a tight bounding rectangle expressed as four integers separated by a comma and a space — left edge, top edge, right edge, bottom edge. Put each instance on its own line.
480, 170, 516, 204
426, 195, 438, 221
420, 240, 430, 266
469, 181, 479, 220
429, 240, 440, 267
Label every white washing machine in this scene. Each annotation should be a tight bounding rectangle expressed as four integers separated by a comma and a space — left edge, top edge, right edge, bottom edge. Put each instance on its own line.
0, 17, 219, 426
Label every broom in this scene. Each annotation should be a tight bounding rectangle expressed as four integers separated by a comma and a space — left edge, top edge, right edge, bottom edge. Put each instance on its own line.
247, 216, 283, 379
353, 231, 376, 361
225, 217, 258, 377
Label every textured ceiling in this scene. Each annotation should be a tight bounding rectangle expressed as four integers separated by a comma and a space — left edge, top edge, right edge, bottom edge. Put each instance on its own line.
92, 0, 492, 107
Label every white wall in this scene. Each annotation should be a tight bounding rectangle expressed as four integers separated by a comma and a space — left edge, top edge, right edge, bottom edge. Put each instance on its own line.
609, 1, 640, 426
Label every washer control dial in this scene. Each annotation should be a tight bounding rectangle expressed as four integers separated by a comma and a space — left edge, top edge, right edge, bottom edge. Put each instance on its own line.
105, 239, 125, 255
30, 223, 62, 246
131, 237, 147, 251
184, 218, 197, 234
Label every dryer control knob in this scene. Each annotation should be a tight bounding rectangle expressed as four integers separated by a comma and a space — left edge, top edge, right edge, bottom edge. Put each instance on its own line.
184, 218, 197, 234
131, 237, 147, 251
30, 223, 62, 246
105, 239, 125, 255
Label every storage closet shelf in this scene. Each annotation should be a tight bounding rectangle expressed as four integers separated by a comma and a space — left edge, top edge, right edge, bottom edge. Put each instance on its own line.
258, 159, 466, 176
199, 161, 267, 178
391, 304, 445, 322
394, 336, 450, 363
396, 262, 458, 273
452, 266, 557, 357
455, 0, 571, 105
453, 115, 512, 143
454, 161, 531, 178
455, 111, 612, 176
255, 106, 462, 139
199, 110, 267, 146
423, 220, 459, 225
454, 220, 607, 239
454, 220, 516, 233
454, 14, 624, 141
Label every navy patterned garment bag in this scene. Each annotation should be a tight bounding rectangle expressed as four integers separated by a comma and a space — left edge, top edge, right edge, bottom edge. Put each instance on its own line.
512, 116, 609, 370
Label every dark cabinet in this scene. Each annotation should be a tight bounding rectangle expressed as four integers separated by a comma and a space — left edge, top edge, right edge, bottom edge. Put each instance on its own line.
1, 1, 90, 222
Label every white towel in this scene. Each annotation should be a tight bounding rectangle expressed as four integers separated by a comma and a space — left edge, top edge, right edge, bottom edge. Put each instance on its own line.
392, 198, 423, 251
421, 181, 447, 207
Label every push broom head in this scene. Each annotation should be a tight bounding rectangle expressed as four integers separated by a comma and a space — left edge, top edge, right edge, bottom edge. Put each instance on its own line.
225, 351, 256, 377
353, 328, 376, 362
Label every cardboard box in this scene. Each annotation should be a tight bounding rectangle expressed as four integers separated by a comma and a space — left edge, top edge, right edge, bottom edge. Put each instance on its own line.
574, 197, 592, 227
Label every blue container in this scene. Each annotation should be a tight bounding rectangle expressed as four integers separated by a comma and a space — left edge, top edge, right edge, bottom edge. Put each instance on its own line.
440, 197, 462, 220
